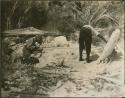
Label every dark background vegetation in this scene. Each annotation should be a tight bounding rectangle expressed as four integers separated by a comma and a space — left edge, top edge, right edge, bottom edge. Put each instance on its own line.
1, 0, 124, 35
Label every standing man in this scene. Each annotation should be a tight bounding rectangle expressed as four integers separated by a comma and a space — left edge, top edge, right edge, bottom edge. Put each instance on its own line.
79, 25, 107, 63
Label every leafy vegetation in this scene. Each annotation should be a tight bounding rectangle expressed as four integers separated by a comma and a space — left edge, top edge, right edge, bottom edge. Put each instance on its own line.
1, 0, 124, 35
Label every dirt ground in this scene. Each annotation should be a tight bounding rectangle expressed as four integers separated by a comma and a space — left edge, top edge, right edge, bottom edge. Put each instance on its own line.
34, 41, 125, 97
1, 38, 125, 98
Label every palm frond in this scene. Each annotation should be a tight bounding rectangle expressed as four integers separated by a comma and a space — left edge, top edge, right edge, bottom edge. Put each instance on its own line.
89, 5, 107, 26
95, 14, 119, 26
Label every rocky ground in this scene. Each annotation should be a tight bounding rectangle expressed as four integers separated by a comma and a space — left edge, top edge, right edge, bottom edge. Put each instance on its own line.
1, 38, 125, 98
36, 42, 125, 97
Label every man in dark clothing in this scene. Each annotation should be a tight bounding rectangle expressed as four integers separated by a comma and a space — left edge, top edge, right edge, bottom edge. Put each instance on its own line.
79, 25, 107, 63
22, 35, 42, 64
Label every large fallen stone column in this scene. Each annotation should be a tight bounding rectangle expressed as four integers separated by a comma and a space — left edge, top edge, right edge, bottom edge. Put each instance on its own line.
98, 29, 121, 62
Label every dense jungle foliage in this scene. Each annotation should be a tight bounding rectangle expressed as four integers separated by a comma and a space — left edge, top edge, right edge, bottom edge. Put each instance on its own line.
1, 0, 124, 35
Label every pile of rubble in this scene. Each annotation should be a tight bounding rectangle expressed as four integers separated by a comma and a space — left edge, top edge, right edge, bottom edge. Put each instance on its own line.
42, 36, 70, 48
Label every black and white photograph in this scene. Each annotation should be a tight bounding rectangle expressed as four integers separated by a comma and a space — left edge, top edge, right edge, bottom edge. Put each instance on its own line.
0, 0, 125, 97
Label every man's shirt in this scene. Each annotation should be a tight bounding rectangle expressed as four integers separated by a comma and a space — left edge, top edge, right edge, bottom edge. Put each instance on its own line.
83, 25, 99, 36
25, 37, 36, 49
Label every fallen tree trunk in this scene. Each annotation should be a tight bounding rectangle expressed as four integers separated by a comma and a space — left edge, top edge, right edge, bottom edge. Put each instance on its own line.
98, 29, 121, 62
